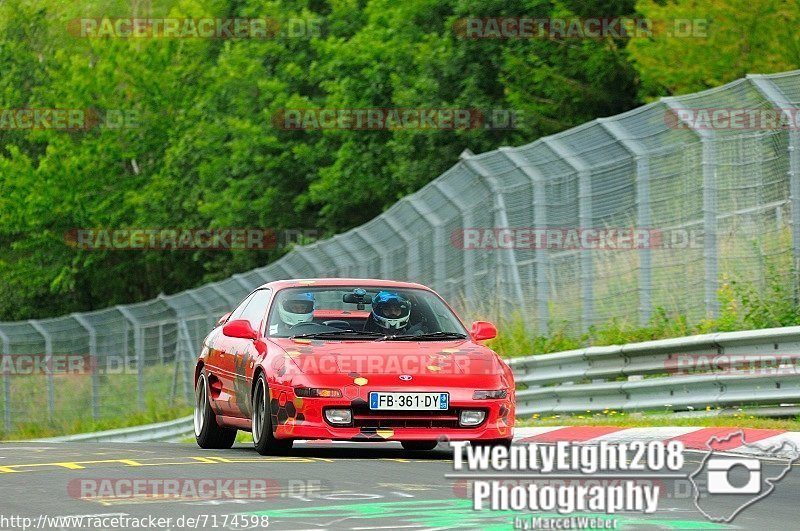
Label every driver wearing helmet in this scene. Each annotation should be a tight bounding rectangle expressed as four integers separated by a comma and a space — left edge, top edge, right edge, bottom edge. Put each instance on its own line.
275, 291, 315, 333
365, 291, 423, 335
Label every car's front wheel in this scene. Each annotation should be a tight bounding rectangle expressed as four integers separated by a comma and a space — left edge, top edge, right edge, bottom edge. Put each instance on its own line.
252, 373, 293, 455
194, 369, 237, 449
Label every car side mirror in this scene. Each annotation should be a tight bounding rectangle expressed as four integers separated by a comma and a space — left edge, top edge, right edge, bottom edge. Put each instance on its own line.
471, 321, 497, 341
222, 319, 258, 341
217, 312, 232, 326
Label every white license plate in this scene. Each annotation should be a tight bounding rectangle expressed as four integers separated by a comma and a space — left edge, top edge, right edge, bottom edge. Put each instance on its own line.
369, 392, 449, 411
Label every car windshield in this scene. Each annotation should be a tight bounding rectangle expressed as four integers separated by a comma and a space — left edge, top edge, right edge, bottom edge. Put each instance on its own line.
266, 286, 469, 339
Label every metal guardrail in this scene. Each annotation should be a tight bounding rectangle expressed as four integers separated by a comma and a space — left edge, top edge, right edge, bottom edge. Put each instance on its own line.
509, 326, 800, 417
34, 415, 194, 443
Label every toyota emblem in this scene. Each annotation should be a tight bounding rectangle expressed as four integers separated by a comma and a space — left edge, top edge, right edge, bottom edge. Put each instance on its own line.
399, 375, 412, 381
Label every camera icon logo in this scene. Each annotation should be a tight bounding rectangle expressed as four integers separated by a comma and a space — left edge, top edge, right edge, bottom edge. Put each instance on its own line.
689, 430, 798, 523
706, 457, 761, 494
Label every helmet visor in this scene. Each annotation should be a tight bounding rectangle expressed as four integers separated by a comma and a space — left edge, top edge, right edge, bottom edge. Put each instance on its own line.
381, 302, 406, 318
282, 299, 314, 314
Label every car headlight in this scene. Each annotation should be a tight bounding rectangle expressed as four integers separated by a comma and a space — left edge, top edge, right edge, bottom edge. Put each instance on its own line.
473, 389, 507, 399
295, 387, 342, 398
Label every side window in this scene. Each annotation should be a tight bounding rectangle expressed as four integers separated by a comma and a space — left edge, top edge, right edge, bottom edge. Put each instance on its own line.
239, 289, 272, 332
228, 292, 257, 321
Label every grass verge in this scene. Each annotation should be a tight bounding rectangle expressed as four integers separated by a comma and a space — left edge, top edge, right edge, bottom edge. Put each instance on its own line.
0, 364, 193, 440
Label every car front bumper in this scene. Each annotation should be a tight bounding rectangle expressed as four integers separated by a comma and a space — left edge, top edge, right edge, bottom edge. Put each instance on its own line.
267, 384, 515, 442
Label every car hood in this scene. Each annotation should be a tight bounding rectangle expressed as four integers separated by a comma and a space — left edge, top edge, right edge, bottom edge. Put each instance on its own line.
269, 337, 506, 377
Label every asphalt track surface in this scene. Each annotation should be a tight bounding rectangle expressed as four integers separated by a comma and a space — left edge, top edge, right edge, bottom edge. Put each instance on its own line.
0, 440, 796, 530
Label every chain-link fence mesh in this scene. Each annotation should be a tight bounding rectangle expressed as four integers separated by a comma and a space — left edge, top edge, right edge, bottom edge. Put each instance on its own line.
1, 70, 799, 435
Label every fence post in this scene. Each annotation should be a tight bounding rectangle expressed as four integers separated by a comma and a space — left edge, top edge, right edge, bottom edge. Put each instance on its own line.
294, 247, 324, 277
186, 290, 215, 330
116, 306, 144, 411
209, 284, 239, 308
230, 273, 254, 293
635, 157, 652, 323
702, 137, 719, 317
337, 233, 369, 278
275, 255, 304, 279
748, 74, 800, 302
460, 150, 527, 317
499, 146, 550, 333
351, 228, 382, 280
315, 240, 353, 278
0, 327, 10, 432
72, 314, 99, 420
159, 295, 193, 405
356, 228, 388, 280
541, 138, 594, 331
791, 129, 800, 301
406, 195, 448, 293
433, 180, 476, 308
28, 321, 54, 415
663, 98, 718, 318
598, 118, 653, 326
384, 205, 421, 280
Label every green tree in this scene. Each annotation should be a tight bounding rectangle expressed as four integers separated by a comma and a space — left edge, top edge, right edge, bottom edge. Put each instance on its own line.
629, 0, 800, 98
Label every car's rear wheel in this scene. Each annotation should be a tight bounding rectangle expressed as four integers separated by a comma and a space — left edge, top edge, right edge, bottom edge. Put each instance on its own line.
471, 438, 512, 450
252, 373, 293, 455
194, 369, 237, 449
401, 440, 439, 451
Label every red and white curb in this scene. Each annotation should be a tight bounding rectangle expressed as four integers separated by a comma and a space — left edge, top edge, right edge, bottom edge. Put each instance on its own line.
512, 426, 800, 458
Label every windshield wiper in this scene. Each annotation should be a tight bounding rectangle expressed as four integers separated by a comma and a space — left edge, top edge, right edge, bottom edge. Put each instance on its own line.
290, 330, 386, 340
379, 331, 469, 341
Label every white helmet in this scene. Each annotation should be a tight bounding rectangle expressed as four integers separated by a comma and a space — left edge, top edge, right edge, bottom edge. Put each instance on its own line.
278, 292, 315, 327
370, 291, 411, 331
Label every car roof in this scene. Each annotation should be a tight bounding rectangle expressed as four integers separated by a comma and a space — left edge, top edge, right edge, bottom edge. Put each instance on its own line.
257, 278, 433, 292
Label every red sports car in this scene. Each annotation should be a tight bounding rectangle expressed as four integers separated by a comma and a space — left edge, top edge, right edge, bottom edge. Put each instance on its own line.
193, 278, 515, 454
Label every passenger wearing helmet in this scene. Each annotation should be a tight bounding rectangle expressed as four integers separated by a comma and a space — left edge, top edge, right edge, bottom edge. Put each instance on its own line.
365, 291, 424, 335
276, 292, 315, 333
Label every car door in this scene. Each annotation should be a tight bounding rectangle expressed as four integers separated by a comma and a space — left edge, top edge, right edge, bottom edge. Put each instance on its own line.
225, 288, 272, 419
205, 290, 256, 416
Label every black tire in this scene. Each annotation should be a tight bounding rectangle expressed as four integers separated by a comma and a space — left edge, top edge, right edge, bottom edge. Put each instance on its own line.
401, 440, 439, 451
471, 438, 512, 450
194, 369, 237, 449
252, 372, 293, 455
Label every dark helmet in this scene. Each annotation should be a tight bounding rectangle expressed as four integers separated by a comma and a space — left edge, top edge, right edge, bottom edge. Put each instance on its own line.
370, 291, 411, 331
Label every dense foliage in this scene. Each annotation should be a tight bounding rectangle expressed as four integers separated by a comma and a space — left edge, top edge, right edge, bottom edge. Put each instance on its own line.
0, 0, 797, 320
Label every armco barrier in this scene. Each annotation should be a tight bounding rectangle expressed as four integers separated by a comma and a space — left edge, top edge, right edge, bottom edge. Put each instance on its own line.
35, 415, 194, 443
509, 325, 800, 417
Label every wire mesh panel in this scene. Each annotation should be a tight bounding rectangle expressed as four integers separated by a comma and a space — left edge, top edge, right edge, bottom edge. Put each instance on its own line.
213, 277, 253, 305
